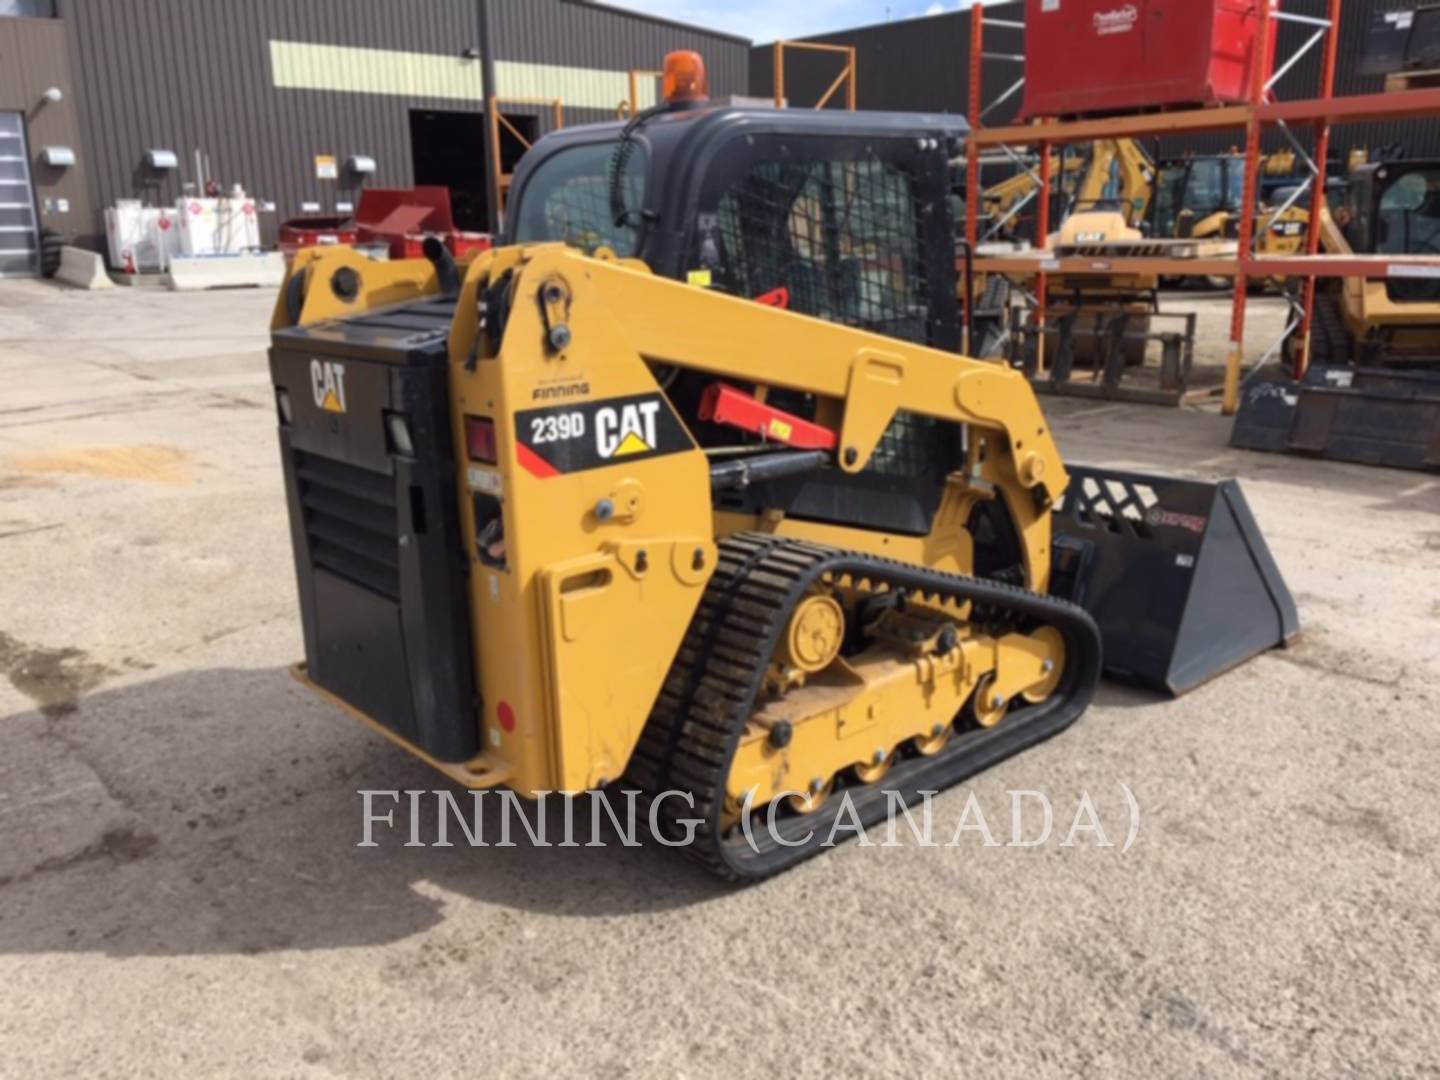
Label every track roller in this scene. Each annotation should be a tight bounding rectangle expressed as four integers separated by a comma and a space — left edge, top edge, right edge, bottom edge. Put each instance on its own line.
627, 533, 1102, 882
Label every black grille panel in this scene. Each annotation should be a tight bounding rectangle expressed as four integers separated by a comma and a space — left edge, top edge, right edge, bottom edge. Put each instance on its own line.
294, 450, 399, 599
1057, 473, 1162, 541
271, 317, 480, 763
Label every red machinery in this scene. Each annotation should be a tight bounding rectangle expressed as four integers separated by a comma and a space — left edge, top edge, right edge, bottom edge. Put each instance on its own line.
354, 187, 492, 260
1021, 0, 1278, 119
277, 215, 358, 259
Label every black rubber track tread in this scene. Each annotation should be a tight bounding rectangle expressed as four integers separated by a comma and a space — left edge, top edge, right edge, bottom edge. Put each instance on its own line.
1285, 285, 1352, 368
623, 533, 1104, 883
39, 229, 64, 279
1310, 290, 1353, 366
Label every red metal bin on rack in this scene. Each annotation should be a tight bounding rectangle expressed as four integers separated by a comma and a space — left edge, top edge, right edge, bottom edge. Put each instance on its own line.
1021, 0, 1278, 119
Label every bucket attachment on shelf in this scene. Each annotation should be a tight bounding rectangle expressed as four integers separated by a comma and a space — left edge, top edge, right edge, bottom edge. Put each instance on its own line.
1049, 466, 1299, 696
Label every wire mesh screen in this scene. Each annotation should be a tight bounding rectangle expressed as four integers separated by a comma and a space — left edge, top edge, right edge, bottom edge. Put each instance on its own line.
702, 150, 958, 482
705, 155, 932, 344
866, 410, 957, 479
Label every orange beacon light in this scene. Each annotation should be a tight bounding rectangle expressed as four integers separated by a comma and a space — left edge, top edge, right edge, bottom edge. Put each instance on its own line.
662, 50, 709, 106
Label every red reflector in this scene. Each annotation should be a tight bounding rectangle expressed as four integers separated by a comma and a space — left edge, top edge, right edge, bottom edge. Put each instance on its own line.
497, 701, 516, 733
465, 416, 497, 463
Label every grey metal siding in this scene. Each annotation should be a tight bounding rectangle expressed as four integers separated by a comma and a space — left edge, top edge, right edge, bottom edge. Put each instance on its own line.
63, 0, 486, 249
59, 0, 750, 252
752, 0, 1440, 160
489, 0, 749, 128
749, 4, 1026, 117
1250, 0, 1439, 160
0, 14, 91, 249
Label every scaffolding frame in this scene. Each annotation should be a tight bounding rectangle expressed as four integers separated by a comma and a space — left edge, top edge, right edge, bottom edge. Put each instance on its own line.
965, 0, 1440, 413
772, 40, 858, 110
621, 69, 664, 118
488, 96, 565, 211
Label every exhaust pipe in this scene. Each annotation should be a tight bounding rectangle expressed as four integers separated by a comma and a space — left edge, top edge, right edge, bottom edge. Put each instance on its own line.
422, 235, 461, 297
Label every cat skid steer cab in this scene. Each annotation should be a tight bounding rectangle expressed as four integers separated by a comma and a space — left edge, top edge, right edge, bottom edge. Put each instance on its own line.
270, 53, 1296, 880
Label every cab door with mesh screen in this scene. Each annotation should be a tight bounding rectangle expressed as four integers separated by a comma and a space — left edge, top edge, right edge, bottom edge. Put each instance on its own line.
691, 136, 956, 349
0, 114, 39, 277
690, 134, 964, 536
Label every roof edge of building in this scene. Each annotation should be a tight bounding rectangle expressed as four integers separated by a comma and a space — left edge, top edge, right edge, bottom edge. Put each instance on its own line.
565, 0, 754, 47
753, 6, 978, 48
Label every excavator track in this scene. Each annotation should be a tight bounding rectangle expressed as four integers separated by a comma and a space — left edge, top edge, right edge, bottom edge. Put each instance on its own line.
626, 533, 1103, 882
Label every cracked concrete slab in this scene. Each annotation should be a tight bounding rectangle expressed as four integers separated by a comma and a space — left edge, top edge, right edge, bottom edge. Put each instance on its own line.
1, 279, 1438, 1078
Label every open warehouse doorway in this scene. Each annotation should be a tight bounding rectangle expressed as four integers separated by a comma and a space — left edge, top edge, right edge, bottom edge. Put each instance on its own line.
409, 108, 536, 233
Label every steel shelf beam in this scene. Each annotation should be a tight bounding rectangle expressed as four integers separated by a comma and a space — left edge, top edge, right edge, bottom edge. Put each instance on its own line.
967, 85, 1440, 150
971, 106, 1254, 148
1258, 86, 1440, 126
975, 255, 1440, 280
976, 256, 1237, 277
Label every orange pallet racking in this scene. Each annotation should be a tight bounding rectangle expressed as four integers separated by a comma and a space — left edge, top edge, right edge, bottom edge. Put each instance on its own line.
964, 0, 1440, 414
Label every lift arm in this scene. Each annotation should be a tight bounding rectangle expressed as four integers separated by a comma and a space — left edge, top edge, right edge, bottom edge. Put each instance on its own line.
461, 244, 1068, 502
447, 244, 1069, 598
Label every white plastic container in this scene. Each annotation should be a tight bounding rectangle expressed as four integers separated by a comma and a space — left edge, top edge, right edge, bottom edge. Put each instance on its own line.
176, 191, 261, 256
104, 200, 183, 272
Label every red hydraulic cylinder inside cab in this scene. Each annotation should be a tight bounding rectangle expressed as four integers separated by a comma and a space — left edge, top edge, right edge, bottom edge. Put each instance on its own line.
1020, 0, 1278, 120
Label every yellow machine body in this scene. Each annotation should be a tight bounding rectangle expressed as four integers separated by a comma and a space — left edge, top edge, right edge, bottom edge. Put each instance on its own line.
1282, 201, 1440, 366
1317, 209, 1440, 343
271, 245, 455, 330
264, 98, 1307, 877
275, 244, 1072, 811
978, 142, 1159, 364
981, 138, 1155, 234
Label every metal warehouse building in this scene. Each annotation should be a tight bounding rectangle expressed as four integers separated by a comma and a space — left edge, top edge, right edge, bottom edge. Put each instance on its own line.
3, 0, 1433, 278
0, 0, 747, 272
751, 0, 1440, 160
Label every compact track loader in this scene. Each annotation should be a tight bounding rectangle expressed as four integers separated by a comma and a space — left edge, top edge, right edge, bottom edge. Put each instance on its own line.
270, 55, 1295, 879
1233, 161, 1440, 471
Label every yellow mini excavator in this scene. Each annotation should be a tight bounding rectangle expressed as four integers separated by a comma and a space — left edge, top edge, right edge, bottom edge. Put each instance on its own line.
271, 54, 1296, 879
978, 138, 1156, 240
985, 141, 1190, 403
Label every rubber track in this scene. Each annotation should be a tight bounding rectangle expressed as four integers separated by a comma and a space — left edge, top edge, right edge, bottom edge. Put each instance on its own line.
1310, 290, 1353, 366
624, 533, 1103, 882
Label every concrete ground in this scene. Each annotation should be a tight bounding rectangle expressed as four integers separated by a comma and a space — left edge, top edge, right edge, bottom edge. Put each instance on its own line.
0, 281, 1436, 1079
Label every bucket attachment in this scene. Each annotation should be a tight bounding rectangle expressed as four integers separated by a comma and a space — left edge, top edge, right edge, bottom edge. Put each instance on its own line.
1049, 466, 1299, 695
1231, 366, 1440, 473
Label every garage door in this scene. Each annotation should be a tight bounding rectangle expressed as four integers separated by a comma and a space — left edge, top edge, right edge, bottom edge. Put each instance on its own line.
0, 113, 39, 277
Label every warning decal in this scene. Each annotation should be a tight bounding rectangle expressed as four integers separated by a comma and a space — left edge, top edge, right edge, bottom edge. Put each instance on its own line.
514, 392, 693, 477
